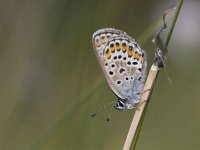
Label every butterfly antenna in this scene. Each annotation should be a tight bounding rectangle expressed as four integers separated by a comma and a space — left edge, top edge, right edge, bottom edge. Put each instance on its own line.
91, 101, 117, 118
106, 106, 114, 122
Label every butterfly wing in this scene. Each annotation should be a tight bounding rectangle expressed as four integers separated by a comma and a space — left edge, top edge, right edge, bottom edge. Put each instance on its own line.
92, 28, 147, 101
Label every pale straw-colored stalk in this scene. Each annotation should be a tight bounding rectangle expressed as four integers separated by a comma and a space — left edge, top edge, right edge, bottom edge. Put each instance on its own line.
123, 0, 184, 149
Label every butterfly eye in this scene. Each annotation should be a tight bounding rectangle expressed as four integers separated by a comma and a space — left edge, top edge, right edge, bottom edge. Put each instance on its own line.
115, 100, 125, 110
118, 101, 124, 107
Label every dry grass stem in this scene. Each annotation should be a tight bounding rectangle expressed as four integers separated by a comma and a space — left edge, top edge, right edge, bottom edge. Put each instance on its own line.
123, 65, 159, 150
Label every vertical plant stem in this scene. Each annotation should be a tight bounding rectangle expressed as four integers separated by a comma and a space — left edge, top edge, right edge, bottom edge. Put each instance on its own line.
165, 0, 184, 47
123, 1, 183, 150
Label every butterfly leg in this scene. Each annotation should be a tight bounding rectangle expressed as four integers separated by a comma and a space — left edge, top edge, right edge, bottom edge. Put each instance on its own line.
135, 88, 151, 111
136, 100, 147, 111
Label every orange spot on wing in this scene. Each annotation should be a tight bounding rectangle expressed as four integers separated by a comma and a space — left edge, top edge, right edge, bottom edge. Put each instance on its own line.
122, 45, 127, 53
122, 45, 127, 52
116, 44, 121, 51
128, 49, 133, 57
105, 48, 111, 59
116, 43, 119, 49
110, 47, 115, 53
134, 53, 141, 60
128, 48, 136, 57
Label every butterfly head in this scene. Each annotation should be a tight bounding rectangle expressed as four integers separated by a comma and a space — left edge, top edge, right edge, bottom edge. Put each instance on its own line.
114, 100, 127, 110
114, 98, 139, 110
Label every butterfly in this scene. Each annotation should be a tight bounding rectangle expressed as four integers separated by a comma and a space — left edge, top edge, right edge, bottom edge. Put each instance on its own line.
92, 28, 147, 115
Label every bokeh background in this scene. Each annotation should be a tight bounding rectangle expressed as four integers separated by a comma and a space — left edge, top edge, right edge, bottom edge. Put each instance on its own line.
0, 0, 200, 150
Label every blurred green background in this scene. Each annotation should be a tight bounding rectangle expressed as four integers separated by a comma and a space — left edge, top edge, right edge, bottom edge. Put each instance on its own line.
0, 0, 200, 150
